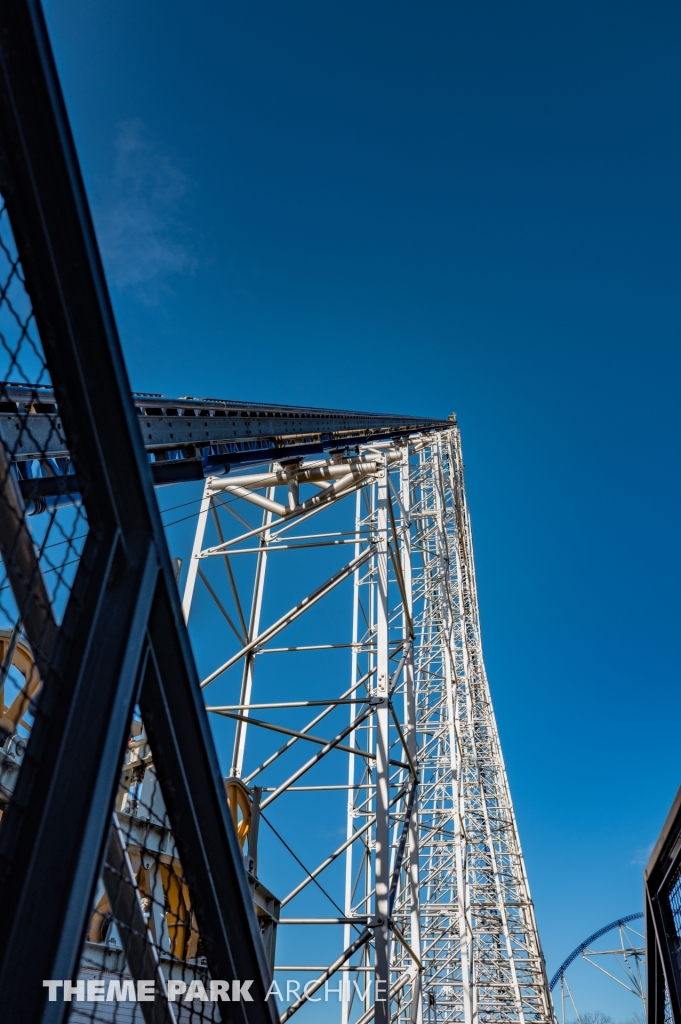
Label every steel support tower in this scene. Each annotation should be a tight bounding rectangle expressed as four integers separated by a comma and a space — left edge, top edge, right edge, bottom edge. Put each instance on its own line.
180, 420, 552, 1024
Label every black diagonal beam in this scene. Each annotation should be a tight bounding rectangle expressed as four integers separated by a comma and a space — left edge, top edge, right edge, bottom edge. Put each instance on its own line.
0, 1, 278, 1022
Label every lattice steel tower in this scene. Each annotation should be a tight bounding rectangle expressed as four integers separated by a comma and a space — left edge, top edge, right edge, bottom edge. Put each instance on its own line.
179, 416, 552, 1024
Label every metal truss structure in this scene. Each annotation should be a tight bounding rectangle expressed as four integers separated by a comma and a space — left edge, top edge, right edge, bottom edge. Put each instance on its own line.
180, 423, 553, 1024
0, 381, 446, 503
550, 914, 645, 1024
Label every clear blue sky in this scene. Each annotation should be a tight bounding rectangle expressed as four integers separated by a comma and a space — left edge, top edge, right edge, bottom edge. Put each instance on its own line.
44, 0, 680, 1014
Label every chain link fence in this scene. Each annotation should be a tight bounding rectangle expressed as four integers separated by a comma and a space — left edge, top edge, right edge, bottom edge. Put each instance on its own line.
73, 709, 221, 1024
0, 197, 88, 821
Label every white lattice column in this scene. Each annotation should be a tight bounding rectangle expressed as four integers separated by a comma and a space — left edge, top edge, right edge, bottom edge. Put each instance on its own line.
374, 455, 391, 1024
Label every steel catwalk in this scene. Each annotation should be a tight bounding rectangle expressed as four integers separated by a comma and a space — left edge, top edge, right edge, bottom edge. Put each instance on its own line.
182, 423, 552, 1024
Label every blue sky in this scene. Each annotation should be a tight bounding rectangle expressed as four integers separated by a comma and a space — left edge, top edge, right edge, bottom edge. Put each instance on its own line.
43, 0, 680, 1015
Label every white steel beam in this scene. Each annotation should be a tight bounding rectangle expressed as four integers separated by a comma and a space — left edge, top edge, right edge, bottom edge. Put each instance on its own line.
375, 456, 391, 1024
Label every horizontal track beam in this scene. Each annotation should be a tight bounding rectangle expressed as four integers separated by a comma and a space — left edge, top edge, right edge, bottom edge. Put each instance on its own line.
0, 382, 450, 463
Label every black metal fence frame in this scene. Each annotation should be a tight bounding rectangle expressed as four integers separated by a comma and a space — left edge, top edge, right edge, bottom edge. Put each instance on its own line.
0, 1, 279, 1021
646, 785, 681, 1024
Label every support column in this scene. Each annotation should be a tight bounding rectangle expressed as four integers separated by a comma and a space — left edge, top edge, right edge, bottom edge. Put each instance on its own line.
401, 449, 423, 1024
342, 488, 363, 1024
434, 439, 473, 1024
231, 485, 275, 778
181, 479, 211, 622
375, 456, 390, 1024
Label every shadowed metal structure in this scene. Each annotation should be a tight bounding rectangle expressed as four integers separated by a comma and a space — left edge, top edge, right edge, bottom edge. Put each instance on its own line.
646, 785, 681, 1024
0, 0, 281, 1021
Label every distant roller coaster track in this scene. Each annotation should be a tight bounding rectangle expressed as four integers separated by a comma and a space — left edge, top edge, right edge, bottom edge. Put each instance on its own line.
549, 913, 644, 990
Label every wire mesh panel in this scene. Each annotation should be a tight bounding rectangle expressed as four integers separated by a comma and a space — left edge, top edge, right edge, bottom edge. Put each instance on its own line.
665, 867, 681, 941
0, 196, 88, 821
70, 709, 230, 1024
